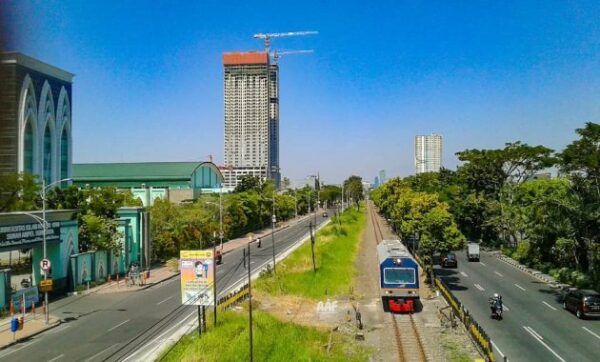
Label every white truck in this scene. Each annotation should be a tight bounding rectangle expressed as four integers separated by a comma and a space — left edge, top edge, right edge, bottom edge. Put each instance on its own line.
467, 243, 480, 262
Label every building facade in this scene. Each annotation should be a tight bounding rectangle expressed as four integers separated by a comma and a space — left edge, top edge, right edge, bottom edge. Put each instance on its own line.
222, 51, 280, 189
378, 169, 386, 184
415, 134, 442, 174
0, 52, 74, 184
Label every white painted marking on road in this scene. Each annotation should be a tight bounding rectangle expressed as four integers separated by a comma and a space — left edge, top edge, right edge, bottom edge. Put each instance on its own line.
157, 296, 173, 305
47, 354, 64, 362
460, 271, 468, 277
514, 283, 526, 291
501, 303, 510, 311
83, 344, 119, 362
107, 319, 130, 332
582, 326, 600, 340
479, 262, 487, 266
474, 283, 485, 291
0, 339, 41, 359
523, 326, 566, 362
491, 340, 507, 361
494, 271, 503, 277
542, 301, 557, 311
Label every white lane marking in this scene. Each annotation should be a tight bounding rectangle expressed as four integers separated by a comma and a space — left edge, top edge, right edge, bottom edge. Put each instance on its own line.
542, 301, 557, 311
474, 283, 485, 291
460, 271, 468, 277
582, 326, 600, 340
502, 303, 510, 311
47, 354, 65, 362
83, 344, 119, 362
107, 319, 130, 332
0, 339, 41, 359
491, 340, 507, 361
494, 271, 503, 277
523, 326, 566, 362
156, 296, 173, 305
479, 262, 487, 266
514, 283, 526, 291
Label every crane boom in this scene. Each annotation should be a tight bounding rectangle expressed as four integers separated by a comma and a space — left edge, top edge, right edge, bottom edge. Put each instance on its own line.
253, 31, 318, 52
270, 49, 313, 64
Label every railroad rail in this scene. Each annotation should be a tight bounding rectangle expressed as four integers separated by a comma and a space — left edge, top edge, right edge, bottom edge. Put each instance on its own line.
368, 202, 428, 362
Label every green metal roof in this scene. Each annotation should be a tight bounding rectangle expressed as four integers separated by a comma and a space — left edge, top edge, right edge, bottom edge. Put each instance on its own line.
73, 162, 201, 181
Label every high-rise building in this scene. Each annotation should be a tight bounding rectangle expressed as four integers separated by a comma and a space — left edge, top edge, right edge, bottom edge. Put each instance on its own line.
378, 169, 386, 185
222, 51, 280, 189
0, 52, 74, 183
415, 134, 442, 174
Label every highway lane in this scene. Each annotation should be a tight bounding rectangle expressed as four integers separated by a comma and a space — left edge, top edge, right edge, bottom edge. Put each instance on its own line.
0, 212, 330, 362
435, 251, 600, 362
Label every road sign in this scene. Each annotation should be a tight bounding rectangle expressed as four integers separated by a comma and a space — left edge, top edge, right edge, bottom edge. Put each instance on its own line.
39, 279, 53, 292
40, 258, 51, 272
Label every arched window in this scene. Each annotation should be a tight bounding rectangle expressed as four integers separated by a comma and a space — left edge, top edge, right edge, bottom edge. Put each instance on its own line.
24, 120, 34, 174
60, 128, 69, 180
43, 124, 52, 184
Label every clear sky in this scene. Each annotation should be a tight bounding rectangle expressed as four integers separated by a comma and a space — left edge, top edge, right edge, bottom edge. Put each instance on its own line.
6, 1, 600, 185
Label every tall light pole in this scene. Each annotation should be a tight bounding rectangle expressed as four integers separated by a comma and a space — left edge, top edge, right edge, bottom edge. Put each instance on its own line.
40, 177, 72, 324
271, 191, 276, 274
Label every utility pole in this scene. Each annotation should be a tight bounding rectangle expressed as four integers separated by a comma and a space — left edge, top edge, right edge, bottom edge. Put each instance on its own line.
309, 222, 316, 272
212, 231, 217, 327
246, 241, 257, 362
271, 191, 277, 274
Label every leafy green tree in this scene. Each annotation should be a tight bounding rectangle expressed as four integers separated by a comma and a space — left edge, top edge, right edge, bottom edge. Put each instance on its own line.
0, 173, 40, 212
344, 175, 364, 210
318, 185, 341, 207
234, 175, 262, 193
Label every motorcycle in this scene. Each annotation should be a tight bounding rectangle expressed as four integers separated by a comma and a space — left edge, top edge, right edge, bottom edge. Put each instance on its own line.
490, 301, 503, 320
257, 238, 262, 248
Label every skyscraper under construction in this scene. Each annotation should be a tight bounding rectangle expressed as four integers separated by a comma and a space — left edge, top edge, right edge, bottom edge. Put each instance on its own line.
222, 51, 279, 189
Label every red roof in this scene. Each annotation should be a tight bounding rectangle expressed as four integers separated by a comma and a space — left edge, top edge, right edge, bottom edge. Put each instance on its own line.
223, 52, 268, 65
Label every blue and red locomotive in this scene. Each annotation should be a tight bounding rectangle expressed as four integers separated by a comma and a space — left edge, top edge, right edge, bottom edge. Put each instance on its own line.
377, 239, 420, 313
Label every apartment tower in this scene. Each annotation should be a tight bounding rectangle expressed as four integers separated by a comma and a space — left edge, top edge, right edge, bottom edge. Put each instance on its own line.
222, 51, 280, 189
415, 134, 442, 174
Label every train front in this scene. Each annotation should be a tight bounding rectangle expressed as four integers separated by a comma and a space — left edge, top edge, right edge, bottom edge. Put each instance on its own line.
378, 240, 420, 313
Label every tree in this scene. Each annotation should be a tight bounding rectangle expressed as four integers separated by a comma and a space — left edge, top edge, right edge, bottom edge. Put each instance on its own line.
344, 175, 364, 209
0, 173, 40, 212
234, 175, 262, 193
318, 185, 341, 207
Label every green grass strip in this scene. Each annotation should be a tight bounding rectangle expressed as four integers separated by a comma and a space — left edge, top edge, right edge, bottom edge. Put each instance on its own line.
161, 308, 369, 361
255, 206, 366, 299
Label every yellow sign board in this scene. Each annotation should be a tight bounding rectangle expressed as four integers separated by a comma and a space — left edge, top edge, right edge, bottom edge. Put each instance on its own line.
180, 250, 214, 306
39, 279, 53, 292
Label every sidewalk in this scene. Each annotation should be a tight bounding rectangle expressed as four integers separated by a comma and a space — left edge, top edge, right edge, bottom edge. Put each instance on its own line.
0, 311, 61, 349
84, 264, 180, 295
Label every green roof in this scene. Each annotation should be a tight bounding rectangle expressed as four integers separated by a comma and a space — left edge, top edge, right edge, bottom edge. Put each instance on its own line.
73, 162, 202, 181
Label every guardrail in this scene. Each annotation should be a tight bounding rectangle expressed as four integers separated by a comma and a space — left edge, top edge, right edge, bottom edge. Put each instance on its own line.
435, 278, 496, 362
217, 284, 249, 311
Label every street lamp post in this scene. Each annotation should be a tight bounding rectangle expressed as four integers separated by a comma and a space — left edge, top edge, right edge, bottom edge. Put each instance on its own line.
40, 177, 72, 325
271, 191, 276, 274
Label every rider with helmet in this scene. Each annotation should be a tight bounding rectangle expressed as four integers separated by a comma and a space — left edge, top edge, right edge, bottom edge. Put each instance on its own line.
489, 293, 503, 318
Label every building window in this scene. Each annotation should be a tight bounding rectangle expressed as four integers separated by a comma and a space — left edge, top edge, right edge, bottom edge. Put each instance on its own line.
60, 128, 69, 180
43, 123, 52, 184
24, 120, 34, 174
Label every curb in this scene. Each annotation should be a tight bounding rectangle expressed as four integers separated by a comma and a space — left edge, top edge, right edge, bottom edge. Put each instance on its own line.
0, 319, 61, 351
491, 251, 561, 287
138, 271, 181, 290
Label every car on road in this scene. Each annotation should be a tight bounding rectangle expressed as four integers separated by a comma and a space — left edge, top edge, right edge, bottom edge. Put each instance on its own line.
322, 212, 328, 217
563, 289, 600, 319
440, 252, 458, 268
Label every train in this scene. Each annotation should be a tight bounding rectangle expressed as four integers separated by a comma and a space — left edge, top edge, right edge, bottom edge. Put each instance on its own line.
377, 239, 420, 313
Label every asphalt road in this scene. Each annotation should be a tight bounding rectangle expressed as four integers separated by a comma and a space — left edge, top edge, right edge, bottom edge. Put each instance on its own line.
435, 251, 600, 362
0, 212, 330, 362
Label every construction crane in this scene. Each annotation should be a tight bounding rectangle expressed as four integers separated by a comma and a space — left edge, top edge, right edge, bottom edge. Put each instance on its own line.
253, 31, 318, 53
270, 49, 313, 64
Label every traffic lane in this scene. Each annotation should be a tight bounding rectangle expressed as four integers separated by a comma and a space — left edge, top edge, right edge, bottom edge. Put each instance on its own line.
475, 251, 600, 335
451, 253, 600, 361
435, 265, 548, 362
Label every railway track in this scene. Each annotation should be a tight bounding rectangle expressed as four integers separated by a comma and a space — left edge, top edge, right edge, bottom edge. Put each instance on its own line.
368, 202, 428, 362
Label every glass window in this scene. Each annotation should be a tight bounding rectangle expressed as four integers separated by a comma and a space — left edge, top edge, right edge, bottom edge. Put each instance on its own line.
384, 268, 416, 284
60, 128, 68, 179
43, 124, 52, 184
24, 120, 34, 174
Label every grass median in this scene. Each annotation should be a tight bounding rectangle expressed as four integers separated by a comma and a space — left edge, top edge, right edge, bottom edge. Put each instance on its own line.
254, 206, 366, 299
161, 307, 368, 362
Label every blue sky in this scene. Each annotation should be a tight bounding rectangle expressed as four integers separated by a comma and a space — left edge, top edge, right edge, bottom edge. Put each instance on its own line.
6, 1, 600, 185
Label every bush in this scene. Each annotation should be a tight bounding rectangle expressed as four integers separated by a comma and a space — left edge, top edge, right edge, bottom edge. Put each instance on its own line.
511, 241, 531, 263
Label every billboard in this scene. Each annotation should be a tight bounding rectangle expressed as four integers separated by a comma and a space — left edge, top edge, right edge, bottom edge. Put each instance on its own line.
180, 250, 214, 306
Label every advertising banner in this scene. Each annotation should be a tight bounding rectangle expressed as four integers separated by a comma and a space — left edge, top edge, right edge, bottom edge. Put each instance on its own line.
180, 250, 214, 306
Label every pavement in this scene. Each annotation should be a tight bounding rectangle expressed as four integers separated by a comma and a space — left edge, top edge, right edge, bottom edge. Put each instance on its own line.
0, 211, 331, 362
434, 250, 600, 362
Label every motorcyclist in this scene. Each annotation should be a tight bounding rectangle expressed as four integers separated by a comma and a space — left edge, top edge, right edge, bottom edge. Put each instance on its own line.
489, 293, 503, 318
257, 237, 262, 248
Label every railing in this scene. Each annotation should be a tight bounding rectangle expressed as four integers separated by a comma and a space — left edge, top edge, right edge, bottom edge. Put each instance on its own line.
217, 284, 250, 311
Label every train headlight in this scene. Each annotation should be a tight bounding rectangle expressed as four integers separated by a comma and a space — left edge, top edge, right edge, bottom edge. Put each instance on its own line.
394, 258, 402, 265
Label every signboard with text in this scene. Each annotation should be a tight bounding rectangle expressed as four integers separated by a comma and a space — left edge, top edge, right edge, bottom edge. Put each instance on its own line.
0, 221, 61, 251
180, 250, 214, 306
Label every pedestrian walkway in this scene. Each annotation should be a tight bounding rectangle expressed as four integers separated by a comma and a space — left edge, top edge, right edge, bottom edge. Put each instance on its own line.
0, 310, 60, 349
92, 264, 179, 294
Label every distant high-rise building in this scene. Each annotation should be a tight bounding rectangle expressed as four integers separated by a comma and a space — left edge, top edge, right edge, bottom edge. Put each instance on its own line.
222, 51, 280, 189
373, 176, 379, 188
415, 134, 442, 174
378, 169, 386, 184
